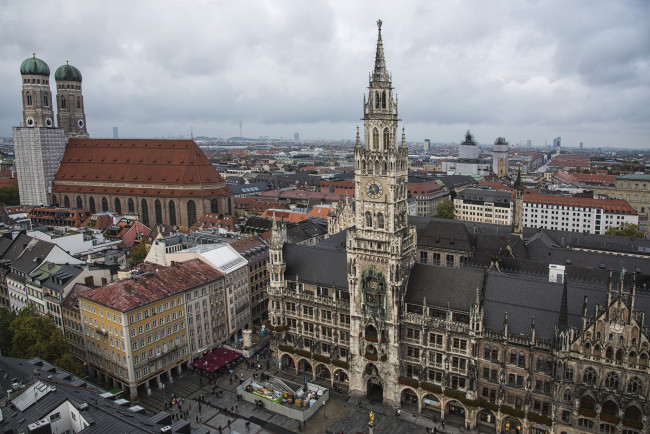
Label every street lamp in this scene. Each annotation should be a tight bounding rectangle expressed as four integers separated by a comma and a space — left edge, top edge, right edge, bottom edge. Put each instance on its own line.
162, 384, 166, 409
323, 400, 326, 420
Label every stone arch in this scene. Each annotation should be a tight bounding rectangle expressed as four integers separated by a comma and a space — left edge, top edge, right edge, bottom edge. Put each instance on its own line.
333, 368, 348, 384
582, 367, 597, 385
114, 198, 122, 215
211, 198, 218, 214
623, 404, 642, 425
101, 197, 108, 212
604, 371, 619, 389
280, 353, 295, 370
399, 387, 418, 411
128, 198, 135, 213
601, 399, 618, 417
366, 376, 383, 402
502, 416, 523, 434
627, 376, 642, 394
364, 324, 378, 339
314, 363, 331, 380
364, 362, 379, 377
444, 399, 467, 421
476, 408, 497, 429
76, 196, 83, 209
297, 358, 312, 374
89, 197, 96, 213
63, 195, 70, 208
421, 393, 442, 417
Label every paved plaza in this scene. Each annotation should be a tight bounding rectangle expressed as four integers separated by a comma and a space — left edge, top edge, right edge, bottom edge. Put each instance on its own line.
124, 355, 476, 434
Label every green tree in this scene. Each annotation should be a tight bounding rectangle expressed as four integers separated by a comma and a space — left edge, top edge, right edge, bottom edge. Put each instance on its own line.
129, 238, 149, 266
0, 306, 17, 355
606, 223, 645, 239
0, 185, 19, 205
434, 198, 456, 219
5, 304, 83, 375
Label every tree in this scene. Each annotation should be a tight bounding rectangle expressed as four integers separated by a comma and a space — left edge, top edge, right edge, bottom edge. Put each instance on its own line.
0, 307, 17, 355
606, 223, 645, 239
0, 185, 19, 205
3, 304, 83, 376
434, 198, 455, 219
129, 238, 149, 266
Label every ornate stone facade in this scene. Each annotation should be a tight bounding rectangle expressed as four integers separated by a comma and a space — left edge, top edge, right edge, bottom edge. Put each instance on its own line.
265, 21, 648, 434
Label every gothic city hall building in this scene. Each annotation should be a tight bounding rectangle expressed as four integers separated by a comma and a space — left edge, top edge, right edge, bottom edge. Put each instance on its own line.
266, 22, 649, 434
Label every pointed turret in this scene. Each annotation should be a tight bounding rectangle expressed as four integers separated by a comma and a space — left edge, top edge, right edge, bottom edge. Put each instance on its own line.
355, 125, 361, 148
373, 19, 388, 82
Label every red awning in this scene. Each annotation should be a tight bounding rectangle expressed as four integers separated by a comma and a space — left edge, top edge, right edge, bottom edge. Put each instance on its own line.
191, 347, 240, 372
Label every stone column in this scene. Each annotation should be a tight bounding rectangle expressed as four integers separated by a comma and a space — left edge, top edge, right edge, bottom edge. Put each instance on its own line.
176, 364, 183, 375
145, 379, 152, 396
130, 385, 138, 401
156, 374, 163, 389
168, 369, 174, 383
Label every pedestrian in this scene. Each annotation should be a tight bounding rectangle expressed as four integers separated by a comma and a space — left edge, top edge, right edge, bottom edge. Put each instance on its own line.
434, 427, 437, 434
218, 426, 222, 434
231, 406, 234, 413
196, 415, 199, 423
228, 419, 231, 429
235, 403, 238, 411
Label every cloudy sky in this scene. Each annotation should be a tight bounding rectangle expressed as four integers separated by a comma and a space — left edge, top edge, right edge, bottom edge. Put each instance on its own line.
1, 0, 648, 148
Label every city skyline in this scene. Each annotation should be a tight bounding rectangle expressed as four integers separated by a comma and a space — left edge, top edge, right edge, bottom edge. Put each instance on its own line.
1, 0, 648, 148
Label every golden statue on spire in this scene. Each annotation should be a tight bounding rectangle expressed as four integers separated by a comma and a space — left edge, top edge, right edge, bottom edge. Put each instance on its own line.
377, 19, 382, 29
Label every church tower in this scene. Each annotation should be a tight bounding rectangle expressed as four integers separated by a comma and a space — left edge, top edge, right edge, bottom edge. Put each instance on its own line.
347, 20, 416, 406
55, 61, 89, 138
20, 54, 55, 128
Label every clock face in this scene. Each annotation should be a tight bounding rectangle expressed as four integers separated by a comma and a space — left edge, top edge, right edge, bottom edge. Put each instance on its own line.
366, 180, 383, 198
77, 119, 85, 128
45, 117, 53, 127
26, 117, 35, 127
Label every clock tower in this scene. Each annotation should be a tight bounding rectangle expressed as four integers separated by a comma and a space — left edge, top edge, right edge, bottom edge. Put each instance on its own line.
347, 20, 416, 406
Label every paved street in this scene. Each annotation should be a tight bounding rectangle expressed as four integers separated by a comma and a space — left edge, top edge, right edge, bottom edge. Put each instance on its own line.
132, 356, 475, 434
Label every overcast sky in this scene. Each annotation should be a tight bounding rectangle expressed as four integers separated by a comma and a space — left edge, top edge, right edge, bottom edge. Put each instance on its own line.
1, 0, 648, 148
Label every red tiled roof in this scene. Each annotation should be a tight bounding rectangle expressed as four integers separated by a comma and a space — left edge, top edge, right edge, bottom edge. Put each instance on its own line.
190, 213, 236, 231
524, 192, 637, 215
81, 260, 224, 312
261, 209, 310, 223
308, 206, 332, 218
408, 181, 443, 195
53, 139, 227, 192
234, 197, 289, 213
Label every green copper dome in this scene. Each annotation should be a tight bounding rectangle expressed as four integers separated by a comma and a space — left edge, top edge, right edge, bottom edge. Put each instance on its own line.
20, 54, 50, 76
55, 62, 82, 82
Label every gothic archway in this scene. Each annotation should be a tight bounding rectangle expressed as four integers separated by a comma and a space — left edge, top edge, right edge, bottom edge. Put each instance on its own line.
400, 388, 418, 411
422, 393, 442, 418
298, 359, 312, 374
477, 409, 496, 432
280, 354, 295, 370
366, 377, 383, 402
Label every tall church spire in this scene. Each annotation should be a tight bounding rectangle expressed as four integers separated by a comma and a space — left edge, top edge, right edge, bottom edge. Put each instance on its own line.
373, 20, 388, 82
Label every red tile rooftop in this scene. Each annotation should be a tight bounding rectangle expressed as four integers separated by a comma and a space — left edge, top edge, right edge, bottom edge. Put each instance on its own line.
81, 260, 224, 312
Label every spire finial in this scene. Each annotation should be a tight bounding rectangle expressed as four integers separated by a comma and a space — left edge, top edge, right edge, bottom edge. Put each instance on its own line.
377, 19, 382, 30
372, 19, 387, 82
66, 60, 69, 64
355, 126, 360, 147
33, 52, 36, 58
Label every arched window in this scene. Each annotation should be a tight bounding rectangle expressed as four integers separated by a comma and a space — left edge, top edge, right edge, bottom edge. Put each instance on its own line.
365, 211, 372, 227
564, 366, 574, 381
114, 198, 122, 215
623, 405, 642, 424
602, 400, 617, 417
509, 350, 517, 364
579, 395, 596, 412
536, 356, 544, 371
128, 198, 135, 213
563, 389, 572, 403
26, 92, 32, 106
89, 197, 96, 213
627, 377, 642, 394
211, 199, 218, 214
583, 367, 597, 385
228, 199, 232, 215
604, 372, 619, 389
101, 197, 108, 212
141, 199, 149, 224
155, 199, 162, 224
76, 97, 81, 109
483, 345, 491, 360
605, 347, 613, 359
362, 160, 366, 171
373, 129, 379, 150
383, 160, 387, 174
615, 349, 623, 361
383, 128, 390, 149
63, 195, 70, 208
381, 91, 386, 108
187, 200, 196, 226
377, 213, 384, 229
375, 91, 379, 108
76, 196, 83, 209
61, 97, 66, 109
518, 352, 526, 368
168, 201, 177, 226
43, 94, 48, 106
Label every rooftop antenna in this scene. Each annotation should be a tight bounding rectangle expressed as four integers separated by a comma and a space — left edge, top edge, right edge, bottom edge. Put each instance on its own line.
190, 126, 194, 140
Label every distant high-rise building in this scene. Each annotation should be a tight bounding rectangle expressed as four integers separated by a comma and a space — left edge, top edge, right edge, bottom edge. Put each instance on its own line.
13, 54, 67, 206
423, 139, 431, 153
113, 126, 119, 139
553, 136, 561, 152
526, 139, 531, 147
492, 137, 509, 177
579, 141, 583, 149
294, 132, 299, 141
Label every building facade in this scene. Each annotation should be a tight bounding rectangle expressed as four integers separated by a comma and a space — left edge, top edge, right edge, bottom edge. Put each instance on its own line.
264, 22, 649, 434
454, 188, 512, 225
